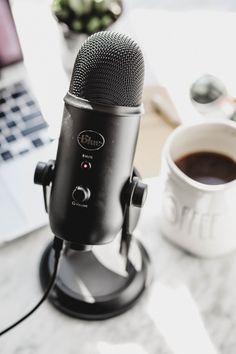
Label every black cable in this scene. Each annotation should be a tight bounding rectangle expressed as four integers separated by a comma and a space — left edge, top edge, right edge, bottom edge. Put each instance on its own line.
0, 236, 64, 337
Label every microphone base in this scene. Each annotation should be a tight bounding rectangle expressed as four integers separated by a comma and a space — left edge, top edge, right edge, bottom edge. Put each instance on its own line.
39, 239, 150, 320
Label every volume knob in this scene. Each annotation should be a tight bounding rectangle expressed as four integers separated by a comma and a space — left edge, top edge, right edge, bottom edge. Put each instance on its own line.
72, 186, 90, 203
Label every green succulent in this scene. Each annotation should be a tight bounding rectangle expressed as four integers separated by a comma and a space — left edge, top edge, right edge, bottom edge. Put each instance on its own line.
52, 0, 122, 34
69, 0, 93, 16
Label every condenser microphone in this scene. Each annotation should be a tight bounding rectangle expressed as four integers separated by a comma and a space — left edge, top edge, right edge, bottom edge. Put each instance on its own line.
48, 31, 145, 246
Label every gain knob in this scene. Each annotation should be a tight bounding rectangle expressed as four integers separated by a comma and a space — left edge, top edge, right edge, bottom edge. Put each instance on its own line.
72, 186, 91, 203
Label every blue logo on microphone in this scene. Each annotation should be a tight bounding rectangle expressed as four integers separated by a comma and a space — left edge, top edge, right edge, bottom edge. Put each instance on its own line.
77, 130, 105, 151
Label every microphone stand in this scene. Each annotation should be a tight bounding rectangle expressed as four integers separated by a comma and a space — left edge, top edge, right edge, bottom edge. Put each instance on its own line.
34, 161, 151, 320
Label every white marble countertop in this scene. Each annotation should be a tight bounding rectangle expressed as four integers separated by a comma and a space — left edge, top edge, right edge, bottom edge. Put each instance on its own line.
0, 178, 235, 354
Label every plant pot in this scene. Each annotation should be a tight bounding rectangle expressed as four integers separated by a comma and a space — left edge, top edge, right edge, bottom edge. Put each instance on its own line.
56, 2, 123, 76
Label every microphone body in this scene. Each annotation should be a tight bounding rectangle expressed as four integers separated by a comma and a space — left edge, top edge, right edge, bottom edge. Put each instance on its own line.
34, 32, 148, 321
49, 94, 142, 245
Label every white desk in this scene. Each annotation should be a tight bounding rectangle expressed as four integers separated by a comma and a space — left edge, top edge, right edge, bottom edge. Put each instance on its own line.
0, 178, 235, 353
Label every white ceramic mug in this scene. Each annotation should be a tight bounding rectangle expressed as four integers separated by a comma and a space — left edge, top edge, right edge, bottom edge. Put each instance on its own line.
160, 121, 236, 257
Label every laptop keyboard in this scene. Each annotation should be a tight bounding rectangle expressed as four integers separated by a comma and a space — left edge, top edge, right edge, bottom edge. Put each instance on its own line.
0, 81, 51, 163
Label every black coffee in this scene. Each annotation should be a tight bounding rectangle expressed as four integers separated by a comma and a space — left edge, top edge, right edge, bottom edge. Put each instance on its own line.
175, 151, 236, 185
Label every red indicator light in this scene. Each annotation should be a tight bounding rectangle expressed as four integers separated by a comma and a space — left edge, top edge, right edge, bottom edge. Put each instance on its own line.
81, 161, 91, 170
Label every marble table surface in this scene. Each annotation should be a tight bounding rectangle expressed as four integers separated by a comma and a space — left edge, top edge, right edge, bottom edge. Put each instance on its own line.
0, 178, 235, 354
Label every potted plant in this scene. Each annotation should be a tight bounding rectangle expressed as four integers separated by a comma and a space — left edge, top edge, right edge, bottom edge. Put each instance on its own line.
52, 0, 123, 73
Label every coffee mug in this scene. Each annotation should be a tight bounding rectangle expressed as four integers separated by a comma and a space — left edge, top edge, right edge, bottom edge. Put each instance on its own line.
160, 121, 236, 257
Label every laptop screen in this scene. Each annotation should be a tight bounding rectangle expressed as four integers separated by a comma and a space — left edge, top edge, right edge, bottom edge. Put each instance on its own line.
0, 0, 23, 69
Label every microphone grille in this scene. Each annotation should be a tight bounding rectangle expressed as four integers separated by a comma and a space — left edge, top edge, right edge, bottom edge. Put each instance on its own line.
69, 31, 144, 107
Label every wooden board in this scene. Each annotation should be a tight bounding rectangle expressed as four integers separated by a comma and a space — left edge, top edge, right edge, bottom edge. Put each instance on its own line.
134, 86, 176, 177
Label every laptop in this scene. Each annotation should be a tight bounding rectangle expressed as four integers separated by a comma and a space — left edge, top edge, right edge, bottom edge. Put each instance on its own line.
0, 0, 56, 244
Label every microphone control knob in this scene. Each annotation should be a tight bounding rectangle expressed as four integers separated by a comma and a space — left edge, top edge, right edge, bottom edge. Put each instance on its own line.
131, 181, 148, 208
72, 186, 90, 204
